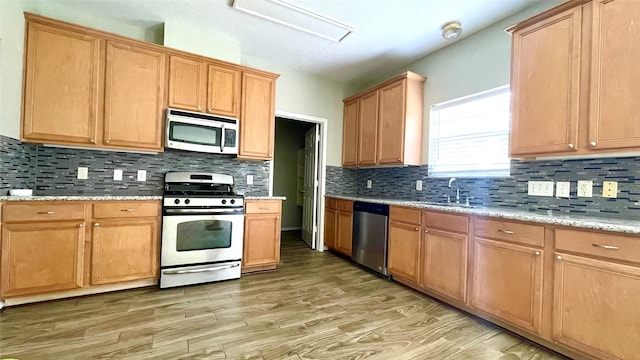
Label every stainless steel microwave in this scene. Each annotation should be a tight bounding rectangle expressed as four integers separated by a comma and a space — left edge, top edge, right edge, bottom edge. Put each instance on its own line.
165, 108, 238, 155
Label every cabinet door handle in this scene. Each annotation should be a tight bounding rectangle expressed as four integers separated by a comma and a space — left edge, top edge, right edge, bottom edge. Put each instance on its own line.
106, 139, 111, 144
276, 216, 280, 219
37, 211, 54, 215
94, 223, 100, 227
424, 229, 429, 233
78, 223, 84, 228
89, 138, 95, 143
556, 255, 563, 260
589, 141, 597, 147
592, 244, 619, 250
121, 208, 135, 212
567, 143, 574, 149
208, 108, 213, 112
534, 251, 540, 256
498, 229, 514, 234
268, 153, 273, 158
197, 106, 202, 111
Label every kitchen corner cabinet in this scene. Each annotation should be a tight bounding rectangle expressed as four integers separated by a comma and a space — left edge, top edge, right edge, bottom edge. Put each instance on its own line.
168, 55, 241, 118
342, 71, 425, 167
324, 197, 353, 257
22, 14, 166, 152
509, 0, 640, 157
242, 200, 282, 273
238, 72, 278, 160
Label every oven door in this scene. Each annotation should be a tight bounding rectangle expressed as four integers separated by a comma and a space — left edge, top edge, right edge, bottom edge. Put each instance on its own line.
161, 214, 244, 267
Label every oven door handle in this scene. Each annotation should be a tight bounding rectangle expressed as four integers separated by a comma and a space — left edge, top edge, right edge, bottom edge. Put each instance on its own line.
164, 208, 243, 215
164, 263, 240, 275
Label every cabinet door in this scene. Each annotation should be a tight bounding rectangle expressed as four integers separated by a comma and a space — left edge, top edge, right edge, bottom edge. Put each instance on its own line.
1, 222, 84, 298
377, 79, 406, 165
342, 99, 359, 167
357, 91, 379, 166
239, 73, 276, 160
104, 41, 166, 151
207, 64, 241, 118
510, 6, 582, 155
588, 0, 640, 150
553, 253, 640, 360
91, 218, 159, 285
22, 22, 101, 145
168, 56, 206, 112
324, 208, 337, 250
471, 238, 543, 334
243, 214, 281, 268
388, 220, 421, 283
336, 210, 353, 256
422, 228, 468, 303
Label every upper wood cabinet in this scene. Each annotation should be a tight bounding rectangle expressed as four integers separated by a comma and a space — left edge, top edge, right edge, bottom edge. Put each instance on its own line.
167, 56, 241, 118
22, 21, 101, 145
509, 0, 640, 157
104, 41, 165, 151
342, 72, 425, 167
239, 72, 278, 160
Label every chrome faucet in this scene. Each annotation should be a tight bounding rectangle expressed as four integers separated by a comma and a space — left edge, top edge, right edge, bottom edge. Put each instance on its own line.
448, 177, 460, 204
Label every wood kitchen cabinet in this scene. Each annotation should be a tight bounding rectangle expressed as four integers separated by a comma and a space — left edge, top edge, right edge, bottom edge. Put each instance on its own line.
324, 197, 338, 250
388, 207, 422, 283
336, 206, 353, 257
324, 197, 353, 257
168, 55, 241, 118
342, 72, 425, 167
239, 72, 278, 160
509, 0, 640, 157
243, 200, 282, 273
553, 229, 640, 359
90, 201, 160, 285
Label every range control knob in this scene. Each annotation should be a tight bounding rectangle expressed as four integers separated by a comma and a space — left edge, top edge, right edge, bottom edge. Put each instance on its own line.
222, 199, 227, 205
230, 199, 236, 204
184, 199, 190, 205
174, 199, 180, 205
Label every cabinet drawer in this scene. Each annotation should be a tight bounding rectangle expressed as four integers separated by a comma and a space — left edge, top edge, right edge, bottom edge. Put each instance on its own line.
475, 218, 544, 247
93, 201, 160, 219
390, 206, 421, 226
3, 202, 85, 222
424, 211, 468, 234
325, 197, 338, 210
337, 200, 353, 213
556, 229, 640, 264
245, 200, 281, 214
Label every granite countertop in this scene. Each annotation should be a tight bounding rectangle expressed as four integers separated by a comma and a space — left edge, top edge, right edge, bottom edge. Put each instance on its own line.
244, 196, 287, 201
0, 195, 163, 201
327, 195, 640, 235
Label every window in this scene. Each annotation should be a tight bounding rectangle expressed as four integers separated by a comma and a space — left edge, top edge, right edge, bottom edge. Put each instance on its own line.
428, 86, 511, 177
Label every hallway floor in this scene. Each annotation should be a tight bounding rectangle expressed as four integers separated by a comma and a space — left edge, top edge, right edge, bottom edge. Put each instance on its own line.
0, 232, 565, 359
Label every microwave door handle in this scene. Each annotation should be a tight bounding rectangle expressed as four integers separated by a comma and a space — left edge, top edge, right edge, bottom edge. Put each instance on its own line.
220, 125, 225, 152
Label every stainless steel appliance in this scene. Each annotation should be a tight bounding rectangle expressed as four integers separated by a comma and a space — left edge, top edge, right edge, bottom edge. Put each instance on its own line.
160, 172, 244, 288
352, 201, 389, 276
165, 108, 239, 154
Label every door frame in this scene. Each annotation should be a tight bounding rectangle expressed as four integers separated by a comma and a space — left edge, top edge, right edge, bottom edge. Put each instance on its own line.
270, 110, 327, 252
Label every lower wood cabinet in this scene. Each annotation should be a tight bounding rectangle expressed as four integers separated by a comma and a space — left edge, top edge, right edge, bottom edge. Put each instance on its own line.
324, 206, 337, 250
242, 200, 282, 273
323, 197, 353, 257
336, 209, 353, 256
388, 219, 421, 283
422, 227, 468, 303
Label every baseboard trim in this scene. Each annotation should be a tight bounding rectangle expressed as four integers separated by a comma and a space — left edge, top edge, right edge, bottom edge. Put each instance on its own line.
281, 227, 302, 231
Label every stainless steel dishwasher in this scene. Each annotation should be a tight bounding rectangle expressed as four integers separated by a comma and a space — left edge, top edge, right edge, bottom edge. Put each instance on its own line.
352, 201, 389, 276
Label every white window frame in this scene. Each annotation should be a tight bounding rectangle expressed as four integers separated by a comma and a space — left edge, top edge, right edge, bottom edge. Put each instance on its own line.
428, 86, 511, 178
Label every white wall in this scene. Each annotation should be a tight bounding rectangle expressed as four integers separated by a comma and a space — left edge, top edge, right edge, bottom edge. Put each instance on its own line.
163, 20, 241, 64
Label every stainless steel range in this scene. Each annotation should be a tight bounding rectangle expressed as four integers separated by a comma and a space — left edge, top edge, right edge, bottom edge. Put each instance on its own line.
160, 172, 244, 288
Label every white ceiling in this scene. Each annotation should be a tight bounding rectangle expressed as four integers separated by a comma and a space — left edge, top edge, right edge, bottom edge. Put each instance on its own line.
43, 0, 542, 85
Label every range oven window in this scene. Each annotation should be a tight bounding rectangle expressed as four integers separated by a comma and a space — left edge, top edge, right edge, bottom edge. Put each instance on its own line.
176, 220, 232, 251
169, 122, 222, 147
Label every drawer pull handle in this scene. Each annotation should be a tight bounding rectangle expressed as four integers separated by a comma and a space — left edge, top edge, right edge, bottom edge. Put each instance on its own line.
121, 208, 135, 212
592, 244, 619, 250
37, 211, 55, 215
94, 223, 100, 227
415, 227, 419, 231
498, 229, 514, 235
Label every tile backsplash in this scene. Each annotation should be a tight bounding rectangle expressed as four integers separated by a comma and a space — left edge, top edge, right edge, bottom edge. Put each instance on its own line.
1, 135, 270, 196
327, 156, 640, 219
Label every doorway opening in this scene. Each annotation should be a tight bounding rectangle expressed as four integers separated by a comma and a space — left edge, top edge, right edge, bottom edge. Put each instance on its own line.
272, 111, 327, 252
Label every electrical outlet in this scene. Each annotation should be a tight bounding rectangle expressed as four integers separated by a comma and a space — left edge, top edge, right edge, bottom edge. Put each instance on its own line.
77, 167, 88, 180
577, 180, 593, 197
137, 170, 146, 182
556, 181, 571, 198
246, 175, 253, 185
113, 169, 123, 181
527, 181, 554, 196
602, 181, 618, 198
366, 180, 372, 189
416, 180, 423, 191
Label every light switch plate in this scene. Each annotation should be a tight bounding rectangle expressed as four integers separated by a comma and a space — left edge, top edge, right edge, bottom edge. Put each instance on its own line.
602, 181, 618, 198
113, 169, 123, 181
137, 170, 146, 182
577, 180, 593, 197
246, 175, 253, 185
556, 181, 570, 198
416, 180, 423, 191
77, 167, 88, 180
366, 180, 372, 189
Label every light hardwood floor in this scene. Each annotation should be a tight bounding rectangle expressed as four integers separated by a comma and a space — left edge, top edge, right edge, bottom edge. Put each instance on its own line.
0, 231, 566, 360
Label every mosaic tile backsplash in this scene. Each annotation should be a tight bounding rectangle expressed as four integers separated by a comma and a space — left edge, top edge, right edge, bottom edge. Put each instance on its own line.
1, 135, 270, 196
327, 156, 640, 220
